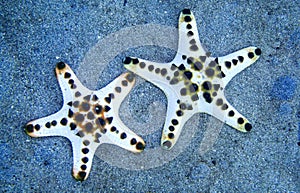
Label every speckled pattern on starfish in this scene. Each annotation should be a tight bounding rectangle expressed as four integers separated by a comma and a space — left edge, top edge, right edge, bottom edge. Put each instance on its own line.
123, 9, 261, 150
25, 62, 145, 181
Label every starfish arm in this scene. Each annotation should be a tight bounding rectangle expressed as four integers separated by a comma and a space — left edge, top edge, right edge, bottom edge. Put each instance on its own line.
160, 95, 195, 149
25, 107, 75, 138
199, 92, 253, 132
93, 72, 145, 152
123, 57, 173, 89
25, 62, 91, 138
96, 72, 136, 112
71, 135, 100, 181
174, 9, 207, 62
100, 115, 145, 152
55, 62, 91, 105
216, 47, 261, 86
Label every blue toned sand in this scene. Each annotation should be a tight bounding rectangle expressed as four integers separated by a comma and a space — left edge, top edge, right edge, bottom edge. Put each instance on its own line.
271, 76, 296, 100
298, 122, 300, 145
1, 1, 299, 192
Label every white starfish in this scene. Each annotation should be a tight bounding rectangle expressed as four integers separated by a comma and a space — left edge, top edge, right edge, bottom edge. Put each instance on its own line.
25, 62, 145, 180
123, 9, 261, 149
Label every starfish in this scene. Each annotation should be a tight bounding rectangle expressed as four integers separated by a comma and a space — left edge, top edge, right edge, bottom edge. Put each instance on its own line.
123, 9, 261, 150
25, 62, 145, 181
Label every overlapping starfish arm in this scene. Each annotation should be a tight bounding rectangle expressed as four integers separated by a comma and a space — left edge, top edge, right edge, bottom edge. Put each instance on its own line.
123, 57, 200, 99
123, 57, 173, 89
25, 62, 145, 180
215, 46, 261, 87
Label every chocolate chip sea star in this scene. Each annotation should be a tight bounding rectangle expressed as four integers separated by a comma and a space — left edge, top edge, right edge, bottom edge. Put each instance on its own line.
124, 9, 261, 149
25, 62, 145, 180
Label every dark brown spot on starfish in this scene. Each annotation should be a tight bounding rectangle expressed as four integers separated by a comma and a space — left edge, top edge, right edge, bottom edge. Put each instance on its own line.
56, 62, 66, 70
81, 102, 90, 111
205, 68, 215, 77
122, 80, 128, 87
139, 62, 146, 69
115, 87, 121, 93
184, 16, 192, 22
228, 110, 235, 117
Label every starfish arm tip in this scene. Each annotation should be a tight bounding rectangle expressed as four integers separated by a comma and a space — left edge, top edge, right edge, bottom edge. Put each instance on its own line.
161, 123, 179, 150
159, 98, 195, 150
123, 56, 139, 69
72, 169, 88, 181
161, 139, 173, 150
71, 138, 100, 181
55, 61, 69, 77
103, 118, 146, 153
24, 107, 74, 137
216, 46, 262, 86
107, 130, 146, 153
222, 112, 253, 133
133, 141, 146, 152
24, 123, 38, 137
